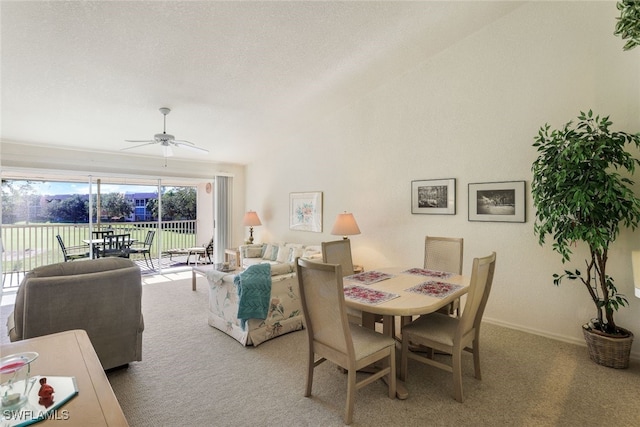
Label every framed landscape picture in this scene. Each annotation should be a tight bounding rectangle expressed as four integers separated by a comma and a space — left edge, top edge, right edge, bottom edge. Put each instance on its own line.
289, 191, 323, 232
468, 181, 526, 222
411, 179, 456, 215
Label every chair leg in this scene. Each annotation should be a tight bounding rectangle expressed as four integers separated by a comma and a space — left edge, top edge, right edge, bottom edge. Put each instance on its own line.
452, 347, 464, 403
304, 352, 314, 397
472, 340, 481, 380
345, 369, 356, 425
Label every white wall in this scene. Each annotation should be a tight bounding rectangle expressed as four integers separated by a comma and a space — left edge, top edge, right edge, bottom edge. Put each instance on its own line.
245, 3, 640, 356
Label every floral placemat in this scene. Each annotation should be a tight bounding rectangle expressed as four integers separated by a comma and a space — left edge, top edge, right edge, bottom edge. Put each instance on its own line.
405, 280, 462, 298
344, 285, 399, 305
345, 270, 395, 285
402, 268, 453, 279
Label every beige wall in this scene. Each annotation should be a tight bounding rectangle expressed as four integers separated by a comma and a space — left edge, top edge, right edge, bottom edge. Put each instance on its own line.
245, 3, 640, 356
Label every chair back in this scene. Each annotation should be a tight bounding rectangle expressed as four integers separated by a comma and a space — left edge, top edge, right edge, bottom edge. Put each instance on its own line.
92, 230, 114, 240
204, 237, 214, 256
296, 258, 354, 366
424, 236, 463, 274
102, 234, 131, 257
458, 252, 496, 335
143, 230, 155, 247
321, 239, 354, 277
56, 235, 69, 259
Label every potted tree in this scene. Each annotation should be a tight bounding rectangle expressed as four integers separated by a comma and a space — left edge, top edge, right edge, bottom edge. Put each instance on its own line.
531, 110, 640, 368
614, 0, 640, 51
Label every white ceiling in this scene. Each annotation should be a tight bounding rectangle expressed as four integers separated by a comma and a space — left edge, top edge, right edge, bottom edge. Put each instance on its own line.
1, 1, 521, 165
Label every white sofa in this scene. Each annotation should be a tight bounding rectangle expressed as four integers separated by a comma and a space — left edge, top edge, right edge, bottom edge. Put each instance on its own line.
205, 243, 321, 346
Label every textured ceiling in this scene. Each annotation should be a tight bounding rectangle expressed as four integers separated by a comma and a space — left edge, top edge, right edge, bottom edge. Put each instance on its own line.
1, 1, 521, 165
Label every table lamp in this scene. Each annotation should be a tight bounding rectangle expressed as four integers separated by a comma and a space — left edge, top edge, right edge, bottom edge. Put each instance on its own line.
243, 211, 262, 244
633, 251, 640, 298
331, 212, 361, 240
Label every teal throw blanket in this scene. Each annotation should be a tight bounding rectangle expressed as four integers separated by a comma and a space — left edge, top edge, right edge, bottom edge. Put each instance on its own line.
234, 263, 272, 330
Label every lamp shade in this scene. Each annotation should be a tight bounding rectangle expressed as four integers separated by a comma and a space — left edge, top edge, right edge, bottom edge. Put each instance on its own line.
633, 251, 640, 298
331, 212, 361, 237
242, 211, 262, 227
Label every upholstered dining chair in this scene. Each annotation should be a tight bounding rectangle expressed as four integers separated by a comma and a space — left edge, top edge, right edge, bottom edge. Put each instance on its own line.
425, 236, 464, 316
322, 239, 362, 325
321, 239, 355, 276
56, 235, 90, 262
129, 230, 155, 268
296, 258, 396, 425
400, 252, 496, 403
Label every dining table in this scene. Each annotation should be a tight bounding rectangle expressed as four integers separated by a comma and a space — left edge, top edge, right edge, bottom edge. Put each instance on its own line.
82, 237, 137, 258
343, 266, 470, 399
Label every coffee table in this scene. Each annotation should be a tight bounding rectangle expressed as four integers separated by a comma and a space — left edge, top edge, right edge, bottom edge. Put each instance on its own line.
1, 330, 128, 426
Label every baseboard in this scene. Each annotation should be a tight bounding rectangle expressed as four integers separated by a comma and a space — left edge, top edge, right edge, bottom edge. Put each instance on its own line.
482, 316, 640, 362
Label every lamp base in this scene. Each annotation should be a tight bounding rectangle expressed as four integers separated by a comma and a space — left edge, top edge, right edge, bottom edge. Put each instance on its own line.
248, 227, 254, 244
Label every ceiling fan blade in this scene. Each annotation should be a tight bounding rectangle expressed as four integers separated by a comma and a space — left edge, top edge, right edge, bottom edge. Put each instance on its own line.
125, 139, 155, 143
173, 141, 209, 153
121, 141, 157, 151
172, 139, 195, 145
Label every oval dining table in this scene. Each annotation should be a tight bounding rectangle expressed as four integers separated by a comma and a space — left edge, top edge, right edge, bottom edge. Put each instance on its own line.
342, 266, 471, 399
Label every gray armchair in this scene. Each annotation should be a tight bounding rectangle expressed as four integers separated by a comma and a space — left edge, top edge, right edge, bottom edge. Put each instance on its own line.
6, 257, 144, 370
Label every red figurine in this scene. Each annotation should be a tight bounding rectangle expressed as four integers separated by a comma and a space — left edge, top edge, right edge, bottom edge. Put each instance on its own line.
38, 377, 55, 408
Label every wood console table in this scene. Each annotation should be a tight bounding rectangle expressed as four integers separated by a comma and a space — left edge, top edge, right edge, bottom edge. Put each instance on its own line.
0, 330, 128, 426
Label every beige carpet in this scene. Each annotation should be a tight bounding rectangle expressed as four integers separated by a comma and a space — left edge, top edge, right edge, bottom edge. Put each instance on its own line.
3, 272, 640, 426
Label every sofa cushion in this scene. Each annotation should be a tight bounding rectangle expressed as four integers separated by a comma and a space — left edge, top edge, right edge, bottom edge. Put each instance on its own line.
271, 262, 295, 276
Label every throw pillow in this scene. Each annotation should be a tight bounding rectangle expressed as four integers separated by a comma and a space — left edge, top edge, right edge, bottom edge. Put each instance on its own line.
287, 247, 305, 263
245, 247, 263, 258
262, 244, 273, 259
275, 245, 289, 263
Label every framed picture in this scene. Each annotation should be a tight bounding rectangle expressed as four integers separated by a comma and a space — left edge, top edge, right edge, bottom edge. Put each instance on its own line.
468, 181, 526, 222
289, 191, 323, 232
411, 179, 456, 215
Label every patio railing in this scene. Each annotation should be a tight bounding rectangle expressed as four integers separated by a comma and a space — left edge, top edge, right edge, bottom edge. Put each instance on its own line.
1, 220, 198, 291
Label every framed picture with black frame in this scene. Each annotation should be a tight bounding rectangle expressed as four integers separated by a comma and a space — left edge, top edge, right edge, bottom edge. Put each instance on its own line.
468, 181, 526, 222
411, 178, 456, 215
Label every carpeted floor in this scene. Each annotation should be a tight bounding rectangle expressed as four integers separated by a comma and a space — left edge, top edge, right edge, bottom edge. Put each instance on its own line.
2, 272, 640, 426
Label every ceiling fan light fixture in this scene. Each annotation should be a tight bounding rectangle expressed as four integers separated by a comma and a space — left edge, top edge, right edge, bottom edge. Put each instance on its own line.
122, 106, 209, 157
161, 143, 173, 157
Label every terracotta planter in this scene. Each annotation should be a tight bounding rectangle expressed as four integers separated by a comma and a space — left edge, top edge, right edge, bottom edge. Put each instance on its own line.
582, 324, 634, 369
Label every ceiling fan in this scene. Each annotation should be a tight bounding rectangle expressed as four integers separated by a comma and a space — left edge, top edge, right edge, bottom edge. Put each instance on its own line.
122, 107, 209, 157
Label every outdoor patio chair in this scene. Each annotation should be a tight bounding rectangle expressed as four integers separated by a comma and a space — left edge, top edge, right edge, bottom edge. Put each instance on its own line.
129, 230, 155, 268
186, 237, 214, 265
100, 234, 132, 258
56, 235, 90, 262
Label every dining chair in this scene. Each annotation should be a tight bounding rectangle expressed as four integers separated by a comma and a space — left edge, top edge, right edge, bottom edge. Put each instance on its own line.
425, 236, 464, 316
56, 235, 90, 262
90, 230, 114, 257
399, 252, 496, 402
91, 230, 114, 239
186, 237, 214, 265
322, 239, 362, 325
129, 230, 155, 268
321, 239, 355, 276
296, 258, 396, 425
100, 234, 132, 258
